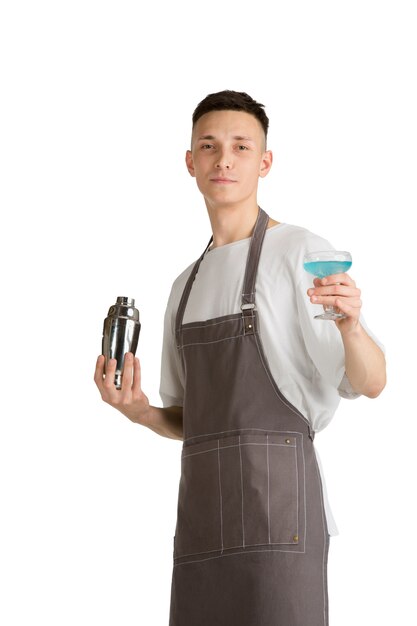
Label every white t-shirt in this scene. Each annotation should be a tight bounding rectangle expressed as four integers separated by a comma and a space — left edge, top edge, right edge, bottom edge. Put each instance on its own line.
159, 222, 385, 536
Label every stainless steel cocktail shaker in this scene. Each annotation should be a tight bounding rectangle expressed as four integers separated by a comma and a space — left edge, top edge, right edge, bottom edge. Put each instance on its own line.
102, 297, 141, 389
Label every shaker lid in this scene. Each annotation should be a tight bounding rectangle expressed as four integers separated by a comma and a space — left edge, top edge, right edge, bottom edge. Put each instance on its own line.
116, 296, 135, 306
108, 297, 139, 321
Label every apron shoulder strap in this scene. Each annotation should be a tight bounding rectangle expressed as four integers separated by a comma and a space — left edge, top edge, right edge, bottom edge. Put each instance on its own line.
241, 207, 269, 311
175, 207, 270, 337
175, 236, 213, 339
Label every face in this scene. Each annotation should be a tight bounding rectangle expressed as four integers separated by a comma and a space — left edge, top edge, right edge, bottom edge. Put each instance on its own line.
185, 110, 273, 210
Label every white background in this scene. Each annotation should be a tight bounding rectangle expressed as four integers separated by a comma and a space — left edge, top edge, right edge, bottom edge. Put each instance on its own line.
1, 1, 415, 624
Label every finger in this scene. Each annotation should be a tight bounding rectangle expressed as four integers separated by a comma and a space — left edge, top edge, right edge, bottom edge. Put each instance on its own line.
121, 352, 134, 392
333, 298, 361, 321
313, 295, 362, 307
318, 273, 356, 287
309, 284, 361, 298
94, 355, 105, 389
103, 358, 118, 391
335, 297, 362, 312
132, 356, 142, 397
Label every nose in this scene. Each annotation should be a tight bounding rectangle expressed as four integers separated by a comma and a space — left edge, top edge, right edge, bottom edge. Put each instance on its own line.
215, 151, 231, 169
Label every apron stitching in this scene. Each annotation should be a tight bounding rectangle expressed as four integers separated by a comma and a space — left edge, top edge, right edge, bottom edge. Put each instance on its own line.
184, 428, 304, 443
312, 448, 330, 626
175, 540, 306, 561
301, 434, 308, 552
239, 435, 246, 548
295, 438, 300, 541
181, 318, 240, 330
175, 541, 305, 561
217, 440, 224, 555
179, 333, 244, 349
182, 442, 296, 459
267, 434, 271, 544
174, 546, 307, 567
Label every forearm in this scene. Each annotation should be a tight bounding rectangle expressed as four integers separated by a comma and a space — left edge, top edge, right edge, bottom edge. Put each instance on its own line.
95, 354, 184, 439
140, 405, 184, 440
341, 323, 386, 398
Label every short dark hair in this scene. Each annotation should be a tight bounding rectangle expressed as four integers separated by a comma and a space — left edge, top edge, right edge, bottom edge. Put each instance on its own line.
192, 90, 269, 142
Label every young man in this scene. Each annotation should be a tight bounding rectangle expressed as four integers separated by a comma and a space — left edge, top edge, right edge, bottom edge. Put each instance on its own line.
95, 90, 386, 625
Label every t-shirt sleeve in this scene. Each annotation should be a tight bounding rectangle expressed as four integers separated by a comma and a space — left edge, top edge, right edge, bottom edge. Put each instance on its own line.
292, 233, 386, 400
159, 285, 185, 408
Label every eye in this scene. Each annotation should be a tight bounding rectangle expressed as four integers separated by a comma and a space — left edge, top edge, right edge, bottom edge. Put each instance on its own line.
237, 145, 249, 151
201, 144, 214, 150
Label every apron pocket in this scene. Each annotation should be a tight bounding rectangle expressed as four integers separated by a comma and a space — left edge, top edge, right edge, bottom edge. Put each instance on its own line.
174, 431, 306, 563
174, 441, 222, 560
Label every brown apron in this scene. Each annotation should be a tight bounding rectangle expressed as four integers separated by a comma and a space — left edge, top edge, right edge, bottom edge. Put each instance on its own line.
169, 208, 330, 625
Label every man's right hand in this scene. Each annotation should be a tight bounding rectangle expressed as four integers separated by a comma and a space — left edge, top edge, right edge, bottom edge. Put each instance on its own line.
94, 352, 151, 425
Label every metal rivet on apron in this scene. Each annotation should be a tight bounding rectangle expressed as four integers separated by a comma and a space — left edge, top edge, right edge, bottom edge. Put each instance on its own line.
285, 438, 291, 444
293, 535, 299, 542
244, 322, 254, 333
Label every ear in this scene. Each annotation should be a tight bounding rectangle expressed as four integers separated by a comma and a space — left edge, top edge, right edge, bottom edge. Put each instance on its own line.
185, 150, 196, 177
259, 150, 273, 179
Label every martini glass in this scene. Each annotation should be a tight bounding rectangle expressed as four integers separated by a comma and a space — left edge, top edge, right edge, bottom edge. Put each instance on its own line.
303, 250, 352, 320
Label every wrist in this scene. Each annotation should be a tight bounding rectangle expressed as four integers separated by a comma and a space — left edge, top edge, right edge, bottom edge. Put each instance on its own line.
339, 319, 363, 341
136, 403, 153, 427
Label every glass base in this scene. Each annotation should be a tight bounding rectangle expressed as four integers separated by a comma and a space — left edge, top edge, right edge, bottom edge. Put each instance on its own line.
314, 311, 347, 320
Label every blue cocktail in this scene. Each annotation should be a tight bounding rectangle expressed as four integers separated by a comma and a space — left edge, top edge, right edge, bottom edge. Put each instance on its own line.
304, 260, 352, 278
303, 250, 352, 320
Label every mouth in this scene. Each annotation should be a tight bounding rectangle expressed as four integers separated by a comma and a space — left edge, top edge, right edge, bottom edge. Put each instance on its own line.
210, 177, 237, 184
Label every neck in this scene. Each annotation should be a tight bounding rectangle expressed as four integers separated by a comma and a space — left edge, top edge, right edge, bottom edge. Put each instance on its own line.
205, 202, 279, 249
